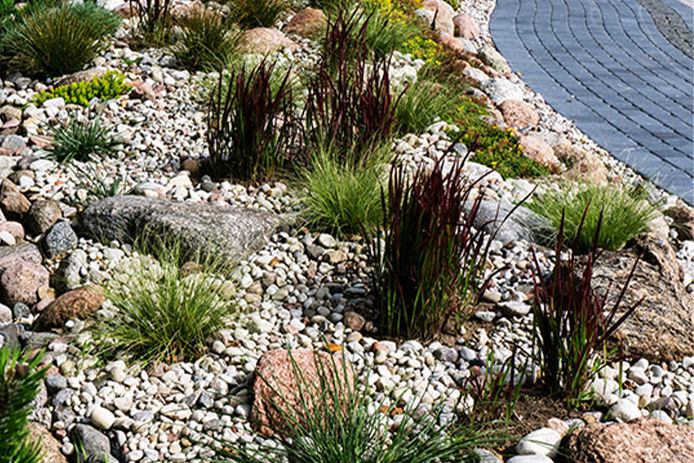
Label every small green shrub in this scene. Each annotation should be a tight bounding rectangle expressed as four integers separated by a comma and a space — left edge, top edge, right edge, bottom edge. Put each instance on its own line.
207, 347, 489, 462
394, 79, 451, 135
0, 1, 120, 76
526, 183, 658, 252
33, 70, 132, 107
366, 154, 494, 339
49, 116, 122, 164
453, 98, 550, 179
172, 7, 242, 71
299, 142, 391, 237
95, 237, 238, 363
229, 0, 290, 29
530, 213, 642, 409
0, 346, 48, 463
206, 59, 300, 182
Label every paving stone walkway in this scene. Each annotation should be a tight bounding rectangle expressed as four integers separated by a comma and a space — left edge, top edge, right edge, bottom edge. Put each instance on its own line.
491, 0, 694, 204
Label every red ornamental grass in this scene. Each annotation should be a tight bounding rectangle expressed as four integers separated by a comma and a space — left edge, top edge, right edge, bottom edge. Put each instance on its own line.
530, 205, 643, 409
367, 150, 497, 340
206, 60, 298, 182
306, 9, 399, 158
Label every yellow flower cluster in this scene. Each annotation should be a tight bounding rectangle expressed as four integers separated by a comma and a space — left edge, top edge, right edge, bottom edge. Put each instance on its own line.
365, 0, 419, 23
405, 36, 442, 66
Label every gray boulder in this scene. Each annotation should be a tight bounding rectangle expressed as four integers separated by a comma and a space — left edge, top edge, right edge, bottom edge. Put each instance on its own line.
463, 200, 552, 246
80, 196, 284, 264
72, 424, 116, 463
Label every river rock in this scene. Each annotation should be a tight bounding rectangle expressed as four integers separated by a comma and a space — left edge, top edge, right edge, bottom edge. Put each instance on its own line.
80, 195, 283, 264
34, 286, 105, 330
26, 199, 62, 235
28, 423, 68, 463
565, 417, 694, 463
242, 28, 299, 54
284, 7, 326, 38
590, 235, 694, 360
250, 350, 355, 437
462, 200, 553, 245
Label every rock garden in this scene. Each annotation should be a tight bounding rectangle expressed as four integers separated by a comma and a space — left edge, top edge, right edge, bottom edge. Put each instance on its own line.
0, 0, 693, 462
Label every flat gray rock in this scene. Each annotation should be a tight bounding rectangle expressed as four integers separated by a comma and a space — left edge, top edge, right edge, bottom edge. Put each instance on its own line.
80, 196, 284, 264
463, 200, 553, 245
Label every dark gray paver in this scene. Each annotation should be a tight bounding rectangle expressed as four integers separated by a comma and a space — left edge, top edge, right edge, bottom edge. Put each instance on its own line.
491, 0, 694, 204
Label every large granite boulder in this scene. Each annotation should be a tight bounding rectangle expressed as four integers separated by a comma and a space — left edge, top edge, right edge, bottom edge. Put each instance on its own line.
564, 417, 694, 463
80, 196, 283, 264
590, 235, 694, 360
250, 350, 355, 437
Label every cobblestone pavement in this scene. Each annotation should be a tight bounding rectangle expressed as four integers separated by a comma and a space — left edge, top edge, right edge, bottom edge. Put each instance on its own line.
491, 0, 694, 204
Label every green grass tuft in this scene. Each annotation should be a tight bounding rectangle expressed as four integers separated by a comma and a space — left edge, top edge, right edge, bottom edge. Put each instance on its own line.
206, 346, 497, 462
526, 182, 658, 252
0, 1, 120, 76
298, 142, 391, 237
94, 236, 238, 364
228, 0, 290, 29
394, 79, 451, 135
0, 346, 48, 463
171, 7, 242, 71
49, 116, 122, 164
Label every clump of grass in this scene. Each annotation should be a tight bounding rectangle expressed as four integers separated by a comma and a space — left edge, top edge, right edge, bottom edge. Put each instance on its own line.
0, 346, 48, 463
129, 0, 174, 48
171, 7, 242, 71
33, 70, 132, 107
394, 79, 452, 135
228, 0, 290, 29
526, 182, 658, 253
530, 211, 643, 409
206, 59, 300, 182
95, 236, 238, 363
365, 152, 495, 340
69, 163, 137, 205
206, 347, 494, 462
49, 116, 122, 164
0, 1, 120, 76
460, 348, 524, 426
299, 142, 392, 237
361, 0, 420, 58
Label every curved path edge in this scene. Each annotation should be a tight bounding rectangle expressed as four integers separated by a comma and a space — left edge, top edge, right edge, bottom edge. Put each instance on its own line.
491, 0, 694, 204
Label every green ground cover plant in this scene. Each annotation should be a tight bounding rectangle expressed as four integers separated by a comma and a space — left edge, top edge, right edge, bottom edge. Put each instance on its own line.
33, 70, 132, 107
366, 153, 495, 340
530, 212, 643, 409
452, 99, 550, 179
206, 347, 494, 462
206, 59, 299, 182
526, 182, 658, 252
172, 7, 242, 71
299, 142, 392, 237
94, 236, 238, 364
0, 346, 48, 463
0, 0, 120, 76
49, 116, 122, 164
